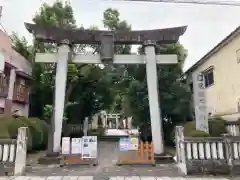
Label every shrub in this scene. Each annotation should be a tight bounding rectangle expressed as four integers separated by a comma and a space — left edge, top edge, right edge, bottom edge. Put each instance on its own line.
0, 116, 49, 151
209, 117, 226, 136
17, 117, 43, 150
7, 118, 33, 151
38, 119, 49, 148
183, 118, 226, 137
0, 118, 11, 138
27, 117, 48, 149
188, 130, 210, 137
183, 121, 195, 137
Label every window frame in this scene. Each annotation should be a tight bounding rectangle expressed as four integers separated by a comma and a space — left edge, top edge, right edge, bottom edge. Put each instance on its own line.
203, 66, 214, 88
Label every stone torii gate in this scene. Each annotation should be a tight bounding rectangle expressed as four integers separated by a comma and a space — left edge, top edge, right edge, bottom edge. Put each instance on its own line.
25, 23, 187, 155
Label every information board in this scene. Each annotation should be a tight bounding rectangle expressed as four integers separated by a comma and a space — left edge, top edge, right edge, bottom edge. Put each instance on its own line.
119, 138, 130, 151
71, 138, 82, 154
82, 136, 97, 159
129, 137, 139, 150
61, 137, 70, 155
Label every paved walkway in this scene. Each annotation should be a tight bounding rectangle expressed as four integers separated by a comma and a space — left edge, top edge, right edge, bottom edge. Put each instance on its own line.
0, 176, 237, 180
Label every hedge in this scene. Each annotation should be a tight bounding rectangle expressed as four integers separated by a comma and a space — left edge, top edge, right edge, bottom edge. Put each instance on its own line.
7, 117, 33, 151
16, 117, 48, 150
0, 119, 11, 138
187, 130, 210, 137
209, 117, 227, 136
0, 116, 48, 151
183, 117, 227, 137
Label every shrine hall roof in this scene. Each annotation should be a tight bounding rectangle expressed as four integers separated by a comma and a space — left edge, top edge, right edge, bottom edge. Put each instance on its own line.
24, 22, 187, 45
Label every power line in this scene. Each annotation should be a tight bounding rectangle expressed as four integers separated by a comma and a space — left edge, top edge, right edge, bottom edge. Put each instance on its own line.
109, 0, 240, 6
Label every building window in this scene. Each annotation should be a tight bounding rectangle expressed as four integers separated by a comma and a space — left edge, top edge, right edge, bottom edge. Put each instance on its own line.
203, 68, 214, 87
0, 107, 4, 114
189, 83, 193, 93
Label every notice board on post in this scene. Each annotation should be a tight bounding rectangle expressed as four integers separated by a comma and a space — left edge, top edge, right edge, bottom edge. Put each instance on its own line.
61, 136, 98, 166
82, 136, 98, 159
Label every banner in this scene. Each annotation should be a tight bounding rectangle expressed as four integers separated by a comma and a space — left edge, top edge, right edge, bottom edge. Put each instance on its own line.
192, 72, 209, 133
71, 138, 82, 154
61, 137, 70, 155
82, 136, 97, 158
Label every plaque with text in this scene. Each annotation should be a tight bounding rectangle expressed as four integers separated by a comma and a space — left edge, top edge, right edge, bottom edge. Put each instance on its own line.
192, 72, 209, 133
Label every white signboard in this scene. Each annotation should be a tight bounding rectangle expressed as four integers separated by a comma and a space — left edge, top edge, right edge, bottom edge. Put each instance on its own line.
61, 137, 70, 155
82, 136, 97, 159
192, 72, 209, 133
71, 138, 82, 154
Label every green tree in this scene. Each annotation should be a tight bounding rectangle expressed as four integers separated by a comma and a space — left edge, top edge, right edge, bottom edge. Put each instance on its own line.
101, 8, 132, 113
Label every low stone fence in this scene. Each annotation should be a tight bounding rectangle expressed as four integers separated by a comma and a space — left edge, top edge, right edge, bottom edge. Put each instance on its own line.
176, 126, 240, 175
0, 127, 27, 176
226, 121, 240, 136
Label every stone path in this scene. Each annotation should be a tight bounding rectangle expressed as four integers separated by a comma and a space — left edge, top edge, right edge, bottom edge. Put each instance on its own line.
0, 176, 237, 180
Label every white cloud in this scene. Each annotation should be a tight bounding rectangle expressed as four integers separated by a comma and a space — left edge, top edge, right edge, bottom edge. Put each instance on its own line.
1, 0, 240, 71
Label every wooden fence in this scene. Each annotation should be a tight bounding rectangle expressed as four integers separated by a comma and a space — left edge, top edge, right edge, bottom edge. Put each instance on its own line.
175, 126, 240, 175
117, 142, 155, 166
0, 127, 27, 176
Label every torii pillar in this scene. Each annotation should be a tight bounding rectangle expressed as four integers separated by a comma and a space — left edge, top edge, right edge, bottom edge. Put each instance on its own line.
53, 40, 70, 152
144, 40, 163, 154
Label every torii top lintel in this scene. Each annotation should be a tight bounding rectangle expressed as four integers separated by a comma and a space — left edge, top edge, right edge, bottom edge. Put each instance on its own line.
24, 23, 187, 45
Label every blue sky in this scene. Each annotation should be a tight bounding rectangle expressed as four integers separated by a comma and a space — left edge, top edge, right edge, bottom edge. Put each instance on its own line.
1, 0, 240, 71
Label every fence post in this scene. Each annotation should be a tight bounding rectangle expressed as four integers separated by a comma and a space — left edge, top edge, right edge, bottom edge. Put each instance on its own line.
14, 127, 27, 176
222, 133, 233, 174
175, 126, 187, 175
